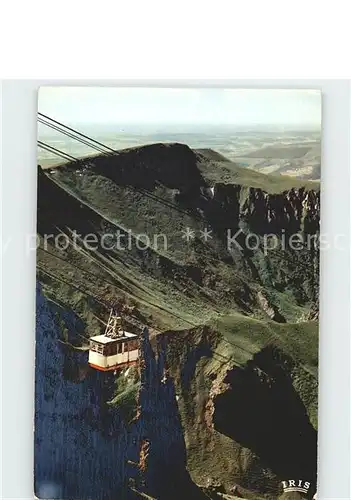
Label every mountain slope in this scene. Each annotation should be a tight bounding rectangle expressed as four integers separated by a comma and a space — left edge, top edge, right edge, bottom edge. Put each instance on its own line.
36, 143, 319, 499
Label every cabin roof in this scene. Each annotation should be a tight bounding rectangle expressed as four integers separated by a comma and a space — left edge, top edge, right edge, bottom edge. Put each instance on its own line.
90, 331, 138, 344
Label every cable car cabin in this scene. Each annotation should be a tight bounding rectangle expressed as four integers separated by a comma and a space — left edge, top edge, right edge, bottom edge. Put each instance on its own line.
88, 310, 139, 371
88, 332, 139, 371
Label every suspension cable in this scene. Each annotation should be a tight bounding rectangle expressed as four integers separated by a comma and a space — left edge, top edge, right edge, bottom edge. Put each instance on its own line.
38, 247, 256, 358
38, 112, 117, 153
37, 264, 108, 308
38, 115, 202, 220
37, 115, 303, 366
38, 140, 78, 162
38, 117, 111, 156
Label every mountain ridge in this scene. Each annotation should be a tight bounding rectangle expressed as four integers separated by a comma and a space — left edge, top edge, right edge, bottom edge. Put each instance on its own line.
36, 142, 319, 499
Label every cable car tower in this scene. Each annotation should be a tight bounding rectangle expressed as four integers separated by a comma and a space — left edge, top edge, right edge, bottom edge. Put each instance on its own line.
88, 307, 139, 371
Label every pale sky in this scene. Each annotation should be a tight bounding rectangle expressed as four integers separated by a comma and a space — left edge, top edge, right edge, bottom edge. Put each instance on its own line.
38, 87, 321, 128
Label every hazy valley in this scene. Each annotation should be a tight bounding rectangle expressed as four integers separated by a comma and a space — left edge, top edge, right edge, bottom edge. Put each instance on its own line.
38, 125, 320, 181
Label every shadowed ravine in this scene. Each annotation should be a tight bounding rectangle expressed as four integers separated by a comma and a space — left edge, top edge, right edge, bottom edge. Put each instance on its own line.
212, 346, 317, 494
34, 284, 207, 500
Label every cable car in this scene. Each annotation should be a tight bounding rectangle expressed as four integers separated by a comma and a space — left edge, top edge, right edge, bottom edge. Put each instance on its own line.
88, 309, 139, 371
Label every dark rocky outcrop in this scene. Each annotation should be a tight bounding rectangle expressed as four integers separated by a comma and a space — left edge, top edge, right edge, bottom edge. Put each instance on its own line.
212, 346, 317, 496
34, 284, 206, 499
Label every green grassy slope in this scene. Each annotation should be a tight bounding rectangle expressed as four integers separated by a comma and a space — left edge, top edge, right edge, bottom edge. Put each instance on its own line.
36, 143, 319, 499
38, 143, 320, 330
195, 155, 319, 193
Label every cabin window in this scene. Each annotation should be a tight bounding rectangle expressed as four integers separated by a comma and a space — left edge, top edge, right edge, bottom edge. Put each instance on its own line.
128, 340, 138, 351
90, 341, 104, 353
107, 343, 118, 356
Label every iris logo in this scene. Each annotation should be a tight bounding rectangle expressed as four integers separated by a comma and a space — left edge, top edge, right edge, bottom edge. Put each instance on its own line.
281, 480, 311, 494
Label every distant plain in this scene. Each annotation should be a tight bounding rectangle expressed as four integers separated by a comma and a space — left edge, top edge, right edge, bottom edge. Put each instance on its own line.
38, 125, 321, 180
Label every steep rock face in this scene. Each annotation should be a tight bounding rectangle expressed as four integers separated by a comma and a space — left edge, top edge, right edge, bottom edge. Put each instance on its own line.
204, 183, 320, 317
35, 285, 317, 500
205, 184, 320, 310
212, 347, 317, 496
34, 284, 204, 500
35, 283, 130, 499
162, 327, 318, 500
39, 145, 320, 322
210, 184, 320, 236
133, 331, 209, 500
256, 291, 286, 323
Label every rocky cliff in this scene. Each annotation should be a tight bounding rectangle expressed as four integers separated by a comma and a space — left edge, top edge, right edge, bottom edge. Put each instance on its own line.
35, 283, 317, 499
36, 143, 319, 499
38, 143, 320, 326
35, 284, 208, 500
